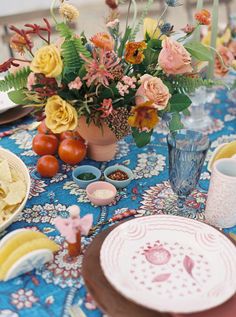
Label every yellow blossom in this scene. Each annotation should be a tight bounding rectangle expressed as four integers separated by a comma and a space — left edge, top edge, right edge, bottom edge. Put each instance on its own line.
45, 95, 78, 134
143, 18, 166, 40
30, 45, 63, 78
128, 101, 159, 130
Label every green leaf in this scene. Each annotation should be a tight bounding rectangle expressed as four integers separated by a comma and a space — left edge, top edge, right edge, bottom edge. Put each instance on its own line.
132, 128, 153, 147
142, 39, 162, 66
168, 112, 184, 131
7, 89, 29, 105
169, 93, 192, 112
184, 42, 213, 62
118, 27, 132, 58
182, 108, 191, 116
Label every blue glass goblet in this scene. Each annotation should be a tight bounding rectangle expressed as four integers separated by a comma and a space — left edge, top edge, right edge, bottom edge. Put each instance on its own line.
167, 130, 210, 216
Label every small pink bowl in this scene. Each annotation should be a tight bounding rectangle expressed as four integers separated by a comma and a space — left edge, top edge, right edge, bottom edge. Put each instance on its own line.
86, 181, 117, 206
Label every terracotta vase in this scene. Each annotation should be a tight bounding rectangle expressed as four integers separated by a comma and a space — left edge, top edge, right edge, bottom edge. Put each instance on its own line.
77, 117, 118, 162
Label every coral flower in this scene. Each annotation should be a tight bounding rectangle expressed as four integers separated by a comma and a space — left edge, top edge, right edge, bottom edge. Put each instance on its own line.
125, 42, 147, 64
90, 32, 114, 51
97, 98, 113, 118
82, 50, 119, 87
10, 33, 31, 55
128, 101, 159, 130
194, 9, 211, 26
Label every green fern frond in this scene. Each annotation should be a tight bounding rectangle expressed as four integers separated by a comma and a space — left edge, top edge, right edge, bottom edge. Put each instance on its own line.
56, 22, 73, 39
0, 67, 31, 92
130, 0, 154, 41
56, 22, 91, 73
61, 40, 82, 71
73, 38, 91, 59
168, 76, 221, 94
61, 38, 90, 73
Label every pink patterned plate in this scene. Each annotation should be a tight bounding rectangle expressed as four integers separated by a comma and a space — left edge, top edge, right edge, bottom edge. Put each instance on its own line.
100, 215, 236, 313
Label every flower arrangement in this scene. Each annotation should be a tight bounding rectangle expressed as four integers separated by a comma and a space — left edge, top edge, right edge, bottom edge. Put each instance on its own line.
0, 0, 220, 147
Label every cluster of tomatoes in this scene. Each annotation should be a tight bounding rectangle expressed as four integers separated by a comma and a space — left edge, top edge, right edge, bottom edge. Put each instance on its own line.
32, 120, 86, 178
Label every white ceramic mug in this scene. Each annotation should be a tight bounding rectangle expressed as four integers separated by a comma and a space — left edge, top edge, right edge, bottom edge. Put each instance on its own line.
205, 158, 236, 228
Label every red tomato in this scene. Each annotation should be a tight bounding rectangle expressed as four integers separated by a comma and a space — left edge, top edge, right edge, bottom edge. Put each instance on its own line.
59, 131, 84, 143
37, 155, 59, 178
32, 134, 59, 156
37, 120, 53, 134
58, 139, 86, 165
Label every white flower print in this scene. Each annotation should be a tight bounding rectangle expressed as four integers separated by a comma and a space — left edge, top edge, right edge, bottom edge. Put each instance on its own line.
11, 289, 38, 310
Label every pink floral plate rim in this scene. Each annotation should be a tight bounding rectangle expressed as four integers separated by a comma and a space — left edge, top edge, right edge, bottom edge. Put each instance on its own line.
100, 215, 236, 314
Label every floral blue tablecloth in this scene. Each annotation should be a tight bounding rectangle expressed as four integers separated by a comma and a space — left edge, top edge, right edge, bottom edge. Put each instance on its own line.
0, 86, 236, 317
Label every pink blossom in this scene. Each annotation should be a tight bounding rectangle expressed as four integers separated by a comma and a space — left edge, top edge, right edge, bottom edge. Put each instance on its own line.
82, 50, 119, 87
158, 37, 193, 75
122, 75, 137, 88
182, 24, 195, 34
97, 98, 113, 118
136, 74, 171, 110
68, 76, 83, 90
116, 82, 129, 96
27, 72, 36, 90
106, 18, 120, 29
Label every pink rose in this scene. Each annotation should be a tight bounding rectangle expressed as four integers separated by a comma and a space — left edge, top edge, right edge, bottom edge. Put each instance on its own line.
68, 76, 83, 90
158, 37, 193, 75
136, 74, 171, 110
27, 72, 36, 90
215, 45, 234, 77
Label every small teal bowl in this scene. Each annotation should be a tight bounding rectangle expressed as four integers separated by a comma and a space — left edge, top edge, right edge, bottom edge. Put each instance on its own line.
72, 165, 102, 189
104, 165, 134, 189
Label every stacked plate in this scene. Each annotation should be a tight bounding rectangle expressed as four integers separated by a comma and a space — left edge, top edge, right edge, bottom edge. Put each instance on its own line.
100, 215, 236, 314
0, 91, 17, 114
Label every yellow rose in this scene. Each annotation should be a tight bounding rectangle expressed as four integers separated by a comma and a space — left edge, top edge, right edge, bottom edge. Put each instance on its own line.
45, 95, 78, 134
30, 45, 63, 78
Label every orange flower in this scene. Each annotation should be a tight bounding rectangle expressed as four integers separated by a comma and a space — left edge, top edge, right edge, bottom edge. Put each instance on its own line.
125, 42, 147, 65
194, 9, 211, 25
90, 32, 114, 51
128, 101, 159, 130
10, 34, 31, 55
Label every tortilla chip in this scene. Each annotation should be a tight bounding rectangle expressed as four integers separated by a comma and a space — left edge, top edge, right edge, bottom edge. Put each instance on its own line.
0, 181, 9, 199
0, 160, 12, 183
3, 180, 26, 205
0, 201, 7, 212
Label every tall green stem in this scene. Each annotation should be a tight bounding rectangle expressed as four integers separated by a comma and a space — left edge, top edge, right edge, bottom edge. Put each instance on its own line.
151, 4, 168, 39
50, 0, 58, 25
207, 0, 219, 79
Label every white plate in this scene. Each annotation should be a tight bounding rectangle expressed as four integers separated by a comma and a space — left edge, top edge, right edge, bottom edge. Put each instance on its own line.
0, 92, 17, 114
100, 215, 236, 313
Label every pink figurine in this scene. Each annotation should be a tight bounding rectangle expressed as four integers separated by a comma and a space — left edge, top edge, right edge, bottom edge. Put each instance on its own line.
54, 205, 93, 257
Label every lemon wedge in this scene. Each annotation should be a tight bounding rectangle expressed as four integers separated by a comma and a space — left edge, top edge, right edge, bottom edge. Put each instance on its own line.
0, 229, 46, 264
0, 237, 59, 280
0, 229, 59, 281
208, 141, 236, 172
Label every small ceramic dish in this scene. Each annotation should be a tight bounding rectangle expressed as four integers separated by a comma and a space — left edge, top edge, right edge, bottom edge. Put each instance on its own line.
104, 165, 134, 188
72, 165, 101, 189
86, 181, 117, 206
